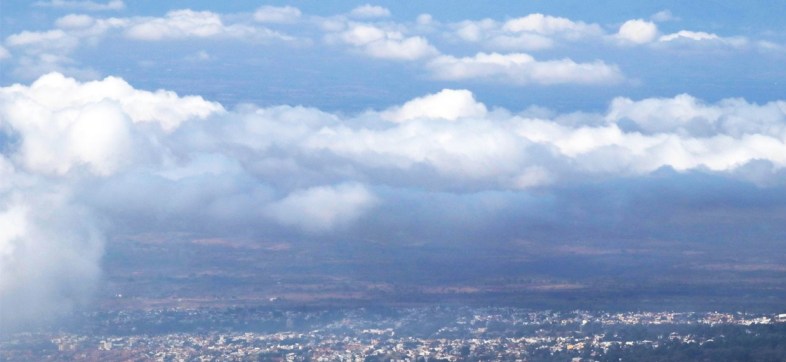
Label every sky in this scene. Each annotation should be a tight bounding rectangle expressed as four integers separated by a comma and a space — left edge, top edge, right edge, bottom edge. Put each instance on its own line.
2, 1, 786, 328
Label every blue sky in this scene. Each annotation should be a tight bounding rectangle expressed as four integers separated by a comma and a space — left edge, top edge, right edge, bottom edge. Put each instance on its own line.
2, 0, 786, 110
2, 1, 786, 326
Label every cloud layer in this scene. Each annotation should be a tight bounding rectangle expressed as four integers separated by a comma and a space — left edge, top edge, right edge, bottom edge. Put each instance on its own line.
6, 5, 775, 88
2, 73, 786, 328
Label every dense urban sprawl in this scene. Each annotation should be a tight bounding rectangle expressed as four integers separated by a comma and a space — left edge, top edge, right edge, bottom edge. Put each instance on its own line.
3, 307, 786, 361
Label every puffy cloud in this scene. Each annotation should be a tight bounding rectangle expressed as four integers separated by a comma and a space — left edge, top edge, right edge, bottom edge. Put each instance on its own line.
349, 4, 392, 18
1, 72, 223, 133
253, 5, 302, 24
7, 74, 784, 186
33, 0, 125, 11
453, 19, 553, 51
502, 13, 603, 38
265, 183, 378, 232
612, 25, 749, 48
0, 190, 103, 330
606, 94, 786, 138
446, 12, 758, 54
301, 117, 529, 181
381, 89, 487, 122
126, 9, 253, 40
329, 23, 438, 60
4, 16, 128, 78
11, 99, 133, 176
89, 9, 298, 44
451, 14, 602, 51
616, 19, 658, 44
0, 73, 223, 328
427, 52, 624, 85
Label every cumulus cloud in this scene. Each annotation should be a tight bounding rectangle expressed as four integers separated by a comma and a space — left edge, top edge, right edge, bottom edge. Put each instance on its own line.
253, 5, 302, 24
445, 12, 762, 53
2, 72, 223, 134
126, 9, 256, 40
33, 0, 125, 11
4, 9, 298, 79
616, 19, 658, 44
265, 183, 378, 232
451, 14, 602, 51
328, 23, 438, 60
0, 190, 103, 329
502, 13, 602, 38
0, 46, 9, 60
427, 52, 624, 85
381, 89, 487, 122
606, 94, 786, 138
349, 4, 392, 18
613, 23, 746, 48
4, 28, 89, 79
0, 73, 222, 328
4, 16, 126, 78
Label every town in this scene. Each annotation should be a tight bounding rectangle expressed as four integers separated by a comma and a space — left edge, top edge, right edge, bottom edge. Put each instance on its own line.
3, 307, 785, 361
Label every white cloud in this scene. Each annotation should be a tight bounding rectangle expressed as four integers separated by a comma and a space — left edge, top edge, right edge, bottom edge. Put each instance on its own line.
0, 73, 227, 327
4, 17, 128, 78
659, 30, 720, 42
0, 73, 222, 176
416, 14, 433, 26
453, 19, 553, 51
349, 4, 392, 19
616, 19, 658, 44
454, 19, 495, 42
502, 13, 602, 38
11, 72, 223, 130
126, 9, 245, 40
451, 14, 602, 51
303, 118, 528, 181
54, 14, 95, 29
4, 30, 83, 76
6, 29, 75, 48
123, 9, 295, 42
33, 0, 125, 11
265, 183, 377, 232
381, 89, 487, 122
428, 52, 624, 85
253, 5, 302, 24
0, 191, 103, 329
651, 10, 677, 22
5, 9, 298, 79
606, 94, 786, 138
330, 23, 438, 60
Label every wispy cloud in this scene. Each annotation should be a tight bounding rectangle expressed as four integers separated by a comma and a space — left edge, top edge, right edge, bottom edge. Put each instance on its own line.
33, 0, 125, 12
428, 52, 624, 85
